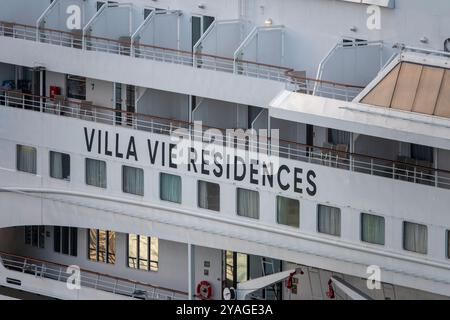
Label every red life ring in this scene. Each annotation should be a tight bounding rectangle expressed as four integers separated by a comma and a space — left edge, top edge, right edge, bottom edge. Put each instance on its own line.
196, 280, 213, 300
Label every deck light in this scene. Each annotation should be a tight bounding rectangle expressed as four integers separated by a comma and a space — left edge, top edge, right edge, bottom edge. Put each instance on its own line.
264, 18, 273, 27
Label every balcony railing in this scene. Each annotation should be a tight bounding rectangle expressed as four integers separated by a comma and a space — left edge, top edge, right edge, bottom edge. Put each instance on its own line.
1, 88, 450, 191
0, 20, 364, 101
0, 251, 187, 300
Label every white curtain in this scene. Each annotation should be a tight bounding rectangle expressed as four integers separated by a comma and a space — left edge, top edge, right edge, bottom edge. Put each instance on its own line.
237, 188, 259, 219
160, 173, 182, 203
50, 151, 63, 179
277, 196, 299, 228
404, 222, 427, 254
198, 181, 220, 211
123, 166, 144, 196
17, 145, 36, 174
86, 159, 106, 188
361, 213, 385, 245
318, 205, 341, 236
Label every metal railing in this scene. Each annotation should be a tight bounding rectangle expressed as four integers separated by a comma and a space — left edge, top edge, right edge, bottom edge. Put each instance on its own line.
1, 88, 450, 191
0, 251, 187, 300
0, 20, 364, 101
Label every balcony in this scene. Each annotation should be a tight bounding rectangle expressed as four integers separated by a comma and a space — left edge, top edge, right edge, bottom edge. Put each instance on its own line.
0, 15, 364, 101
1, 87, 449, 191
0, 251, 187, 300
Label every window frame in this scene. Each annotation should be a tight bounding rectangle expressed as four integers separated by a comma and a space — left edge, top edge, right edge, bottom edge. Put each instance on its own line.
16, 144, 37, 175
197, 180, 221, 212
88, 229, 116, 264
121, 165, 144, 196
402, 221, 428, 255
317, 204, 341, 237
236, 188, 260, 220
159, 172, 182, 204
85, 158, 107, 189
360, 212, 385, 246
276, 195, 300, 228
126, 234, 159, 272
49, 150, 71, 181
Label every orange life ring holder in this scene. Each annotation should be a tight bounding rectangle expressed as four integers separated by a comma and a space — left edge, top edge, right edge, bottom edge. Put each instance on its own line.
196, 280, 213, 300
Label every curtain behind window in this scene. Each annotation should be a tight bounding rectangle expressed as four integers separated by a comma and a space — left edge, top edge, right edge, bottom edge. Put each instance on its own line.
328, 129, 350, 146
237, 188, 259, 219
160, 173, 181, 203
86, 159, 107, 188
318, 205, 341, 236
17, 145, 36, 174
403, 222, 427, 254
198, 181, 220, 211
122, 166, 144, 196
361, 213, 385, 245
277, 196, 299, 228
50, 152, 63, 179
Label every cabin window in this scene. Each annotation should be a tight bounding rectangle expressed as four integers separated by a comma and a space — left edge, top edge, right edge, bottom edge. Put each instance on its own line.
277, 196, 300, 228
122, 165, 144, 196
54, 226, 78, 256
447, 230, 450, 259
66, 75, 86, 100
127, 234, 159, 272
317, 205, 341, 236
236, 188, 260, 219
24, 226, 45, 249
50, 151, 70, 180
160, 173, 182, 204
198, 180, 220, 212
85, 158, 107, 188
17, 145, 37, 174
88, 229, 116, 264
410, 144, 433, 163
403, 222, 427, 254
361, 213, 385, 245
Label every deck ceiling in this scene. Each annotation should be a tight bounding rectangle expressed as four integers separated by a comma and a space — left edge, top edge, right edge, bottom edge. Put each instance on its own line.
361, 61, 450, 118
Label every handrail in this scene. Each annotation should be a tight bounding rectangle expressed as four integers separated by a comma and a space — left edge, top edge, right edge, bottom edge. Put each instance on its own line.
1, 88, 450, 180
0, 251, 188, 298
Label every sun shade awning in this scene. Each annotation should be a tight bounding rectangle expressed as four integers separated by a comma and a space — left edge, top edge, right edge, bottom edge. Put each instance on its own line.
360, 61, 450, 118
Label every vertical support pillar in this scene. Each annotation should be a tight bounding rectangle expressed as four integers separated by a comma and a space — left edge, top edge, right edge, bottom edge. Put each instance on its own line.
188, 243, 196, 300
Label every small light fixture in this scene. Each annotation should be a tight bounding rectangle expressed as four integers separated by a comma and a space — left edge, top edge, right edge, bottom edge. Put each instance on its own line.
420, 36, 429, 44
350, 26, 358, 32
198, 4, 205, 9
264, 18, 273, 27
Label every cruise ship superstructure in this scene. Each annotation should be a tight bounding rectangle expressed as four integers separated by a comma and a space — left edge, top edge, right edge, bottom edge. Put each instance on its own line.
0, 0, 450, 300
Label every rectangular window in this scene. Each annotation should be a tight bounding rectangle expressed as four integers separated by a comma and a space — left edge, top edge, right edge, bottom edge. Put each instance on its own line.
447, 230, 450, 259
88, 229, 115, 264
122, 166, 144, 196
276, 196, 300, 228
17, 145, 37, 174
66, 75, 86, 100
61, 227, 70, 255
361, 213, 385, 245
127, 234, 159, 272
198, 180, 220, 212
25, 226, 45, 248
53, 226, 61, 252
403, 222, 427, 254
236, 188, 259, 219
160, 173, 181, 203
317, 205, 341, 236
50, 151, 70, 180
85, 158, 107, 188
54, 226, 78, 256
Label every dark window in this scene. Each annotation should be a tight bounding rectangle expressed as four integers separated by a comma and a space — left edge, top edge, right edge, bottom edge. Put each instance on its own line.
50, 151, 71, 180
53, 226, 61, 252
54, 226, 78, 256
411, 144, 433, 163
66, 75, 86, 100
61, 227, 70, 255
198, 181, 220, 211
25, 226, 45, 248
